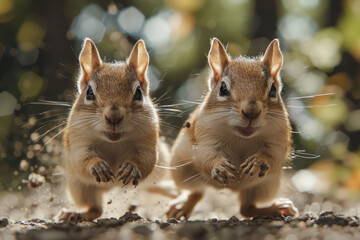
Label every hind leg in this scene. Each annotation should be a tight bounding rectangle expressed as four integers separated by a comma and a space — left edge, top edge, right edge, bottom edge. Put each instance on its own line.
166, 152, 205, 220
167, 190, 203, 220
239, 176, 298, 218
240, 199, 297, 218
166, 160, 205, 220
58, 177, 105, 221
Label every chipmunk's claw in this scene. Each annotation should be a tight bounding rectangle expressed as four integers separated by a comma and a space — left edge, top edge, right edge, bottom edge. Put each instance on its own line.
211, 160, 237, 185
91, 161, 114, 183
239, 155, 269, 180
117, 162, 142, 187
57, 210, 83, 222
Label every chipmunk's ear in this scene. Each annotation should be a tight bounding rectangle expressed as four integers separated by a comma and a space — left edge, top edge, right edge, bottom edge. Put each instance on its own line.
208, 38, 229, 87
262, 39, 283, 85
127, 40, 149, 89
78, 38, 102, 91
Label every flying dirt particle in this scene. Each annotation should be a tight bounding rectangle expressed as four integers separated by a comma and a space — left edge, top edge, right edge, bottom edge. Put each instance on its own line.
19, 159, 30, 171
128, 204, 138, 212
0, 217, 8, 227
28, 172, 45, 189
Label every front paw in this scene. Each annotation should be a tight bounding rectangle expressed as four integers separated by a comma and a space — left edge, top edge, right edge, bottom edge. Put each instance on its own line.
117, 162, 142, 187
239, 155, 269, 180
91, 160, 115, 183
211, 160, 237, 185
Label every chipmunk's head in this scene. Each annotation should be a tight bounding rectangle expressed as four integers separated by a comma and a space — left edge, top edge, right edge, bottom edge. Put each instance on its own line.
73, 38, 157, 142
205, 38, 286, 139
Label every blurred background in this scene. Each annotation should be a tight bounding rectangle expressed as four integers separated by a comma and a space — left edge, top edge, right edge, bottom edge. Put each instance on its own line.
0, 0, 359, 210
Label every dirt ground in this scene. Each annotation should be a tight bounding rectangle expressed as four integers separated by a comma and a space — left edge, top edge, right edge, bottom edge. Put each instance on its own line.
1, 211, 360, 240
1, 177, 360, 240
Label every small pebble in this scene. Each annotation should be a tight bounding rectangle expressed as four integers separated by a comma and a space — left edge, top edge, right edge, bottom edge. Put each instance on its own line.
319, 211, 333, 217
128, 204, 137, 212
0, 217, 8, 227
228, 216, 239, 223
167, 218, 179, 224
155, 220, 170, 229
28, 172, 46, 189
133, 225, 152, 236
270, 221, 284, 227
306, 220, 315, 227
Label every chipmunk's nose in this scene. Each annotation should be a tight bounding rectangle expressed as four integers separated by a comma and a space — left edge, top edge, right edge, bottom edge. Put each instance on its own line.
104, 105, 125, 126
105, 115, 123, 125
242, 110, 261, 120
241, 100, 262, 120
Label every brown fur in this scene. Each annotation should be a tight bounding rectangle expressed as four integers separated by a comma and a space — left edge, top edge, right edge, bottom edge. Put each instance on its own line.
59, 39, 163, 221
168, 38, 297, 219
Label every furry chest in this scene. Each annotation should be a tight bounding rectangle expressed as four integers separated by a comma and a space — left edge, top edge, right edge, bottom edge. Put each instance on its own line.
223, 139, 262, 166
92, 142, 132, 166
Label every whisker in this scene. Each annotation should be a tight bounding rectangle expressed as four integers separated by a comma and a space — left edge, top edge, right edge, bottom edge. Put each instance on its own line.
153, 90, 170, 104
181, 100, 201, 105
291, 152, 321, 159
154, 161, 193, 171
158, 113, 183, 118
171, 156, 194, 163
26, 112, 68, 124
286, 104, 337, 109
187, 174, 203, 185
35, 121, 67, 142
34, 118, 68, 132
182, 173, 201, 184
291, 149, 321, 159
26, 100, 72, 107
59, 62, 76, 71
37, 118, 99, 153
58, 73, 73, 81
160, 122, 180, 129
177, 108, 195, 117
29, 109, 68, 117
288, 93, 335, 100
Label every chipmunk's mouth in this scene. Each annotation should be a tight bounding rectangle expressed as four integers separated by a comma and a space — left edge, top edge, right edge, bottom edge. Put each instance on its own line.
236, 126, 256, 137
103, 131, 122, 141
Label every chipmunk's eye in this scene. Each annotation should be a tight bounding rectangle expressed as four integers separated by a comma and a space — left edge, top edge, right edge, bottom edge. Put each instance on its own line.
86, 85, 95, 101
133, 86, 143, 101
219, 81, 229, 96
269, 84, 277, 98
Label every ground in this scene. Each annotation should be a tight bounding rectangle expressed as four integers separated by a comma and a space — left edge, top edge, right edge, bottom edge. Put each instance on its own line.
2, 212, 360, 240
1, 175, 360, 240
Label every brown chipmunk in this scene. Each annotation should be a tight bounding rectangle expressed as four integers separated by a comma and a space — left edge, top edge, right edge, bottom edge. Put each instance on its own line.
58, 38, 163, 221
167, 38, 298, 219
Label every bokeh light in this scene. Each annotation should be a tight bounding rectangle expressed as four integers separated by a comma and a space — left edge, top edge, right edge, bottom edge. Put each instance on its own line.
0, 0, 358, 217
0, 91, 17, 117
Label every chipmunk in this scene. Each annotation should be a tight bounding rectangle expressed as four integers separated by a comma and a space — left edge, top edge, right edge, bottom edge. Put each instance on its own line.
58, 38, 163, 221
167, 38, 298, 219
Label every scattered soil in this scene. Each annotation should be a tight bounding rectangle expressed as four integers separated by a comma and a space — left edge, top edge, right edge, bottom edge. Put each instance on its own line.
0, 211, 357, 240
